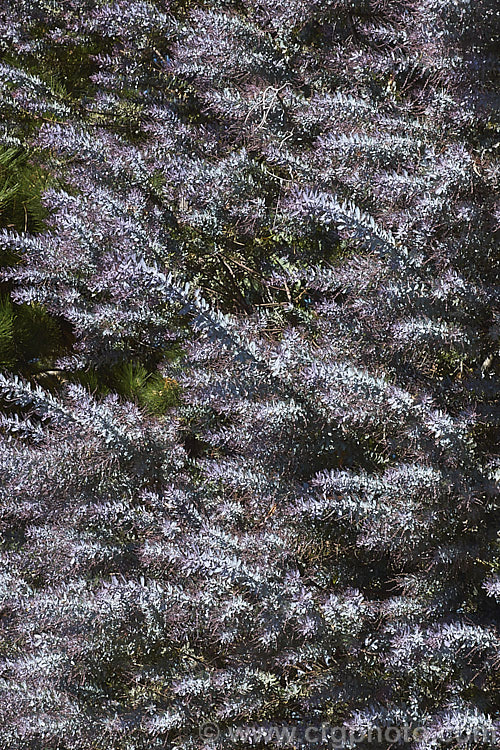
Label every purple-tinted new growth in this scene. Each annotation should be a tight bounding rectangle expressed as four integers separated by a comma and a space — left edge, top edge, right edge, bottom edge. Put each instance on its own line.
0, 0, 498, 748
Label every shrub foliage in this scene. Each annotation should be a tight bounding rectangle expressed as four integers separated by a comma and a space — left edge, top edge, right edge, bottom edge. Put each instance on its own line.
0, 1, 498, 748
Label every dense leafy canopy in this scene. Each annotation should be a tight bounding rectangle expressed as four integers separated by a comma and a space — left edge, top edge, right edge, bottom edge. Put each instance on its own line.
0, 1, 499, 748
